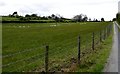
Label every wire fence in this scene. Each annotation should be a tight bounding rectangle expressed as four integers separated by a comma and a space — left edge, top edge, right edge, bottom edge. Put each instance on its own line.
2, 24, 113, 72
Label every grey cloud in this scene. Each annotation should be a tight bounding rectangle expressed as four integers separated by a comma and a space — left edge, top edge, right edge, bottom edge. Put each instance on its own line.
18, 6, 34, 15
32, 3, 53, 12
69, 1, 117, 6
85, 1, 116, 5
0, 1, 6, 6
18, 4, 51, 15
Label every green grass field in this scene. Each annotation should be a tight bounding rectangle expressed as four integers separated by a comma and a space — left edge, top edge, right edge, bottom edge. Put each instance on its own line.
2, 16, 19, 21
2, 22, 112, 72
0, 22, 2, 73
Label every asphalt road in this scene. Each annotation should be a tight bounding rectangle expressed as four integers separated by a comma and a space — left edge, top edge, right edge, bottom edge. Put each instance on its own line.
114, 21, 120, 73
117, 22, 120, 74
103, 22, 118, 72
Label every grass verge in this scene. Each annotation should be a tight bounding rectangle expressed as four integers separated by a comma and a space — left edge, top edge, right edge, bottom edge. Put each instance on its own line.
76, 34, 113, 72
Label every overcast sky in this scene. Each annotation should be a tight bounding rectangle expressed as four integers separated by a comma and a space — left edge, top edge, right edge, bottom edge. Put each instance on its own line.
0, 0, 119, 21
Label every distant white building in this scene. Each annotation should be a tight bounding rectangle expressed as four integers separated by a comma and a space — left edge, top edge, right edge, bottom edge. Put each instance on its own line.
118, 1, 120, 13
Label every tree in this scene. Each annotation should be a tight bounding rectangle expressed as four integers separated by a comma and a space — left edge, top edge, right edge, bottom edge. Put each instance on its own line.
101, 18, 105, 22
19, 17, 24, 21
113, 18, 116, 21
59, 17, 65, 22
12, 11, 18, 17
51, 14, 55, 19
31, 14, 37, 17
116, 13, 120, 24
48, 16, 52, 19
41, 16, 48, 20
55, 14, 64, 22
54, 16, 59, 22
116, 13, 120, 21
82, 15, 88, 22
116, 13, 119, 19
73, 14, 82, 22
8, 14, 13, 17
73, 14, 88, 22
89, 18, 91, 21
95, 19, 98, 22
25, 14, 31, 17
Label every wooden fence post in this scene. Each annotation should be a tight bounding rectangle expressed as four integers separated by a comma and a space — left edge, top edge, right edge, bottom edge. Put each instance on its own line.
104, 29, 106, 40
107, 26, 108, 37
109, 25, 111, 35
78, 36, 80, 64
45, 45, 49, 72
100, 31, 101, 42
106, 27, 108, 38
92, 32, 95, 50
110, 25, 112, 34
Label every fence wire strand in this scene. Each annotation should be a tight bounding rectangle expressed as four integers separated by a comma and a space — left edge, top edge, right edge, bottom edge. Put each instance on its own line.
2, 24, 113, 72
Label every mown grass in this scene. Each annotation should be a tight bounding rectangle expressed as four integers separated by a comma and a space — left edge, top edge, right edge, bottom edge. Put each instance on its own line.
2, 22, 111, 72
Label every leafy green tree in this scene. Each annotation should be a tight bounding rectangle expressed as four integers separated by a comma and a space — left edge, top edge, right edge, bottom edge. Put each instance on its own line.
83, 15, 88, 22
89, 18, 91, 21
31, 14, 37, 17
12, 12, 18, 17
73, 14, 88, 22
48, 16, 52, 19
101, 18, 105, 22
73, 14, 82, 22
95, 19, 98, 22
51, 14, 55, 19
25, 14, 31, 17
113, 18, 116, 21
116, 13, 120, 24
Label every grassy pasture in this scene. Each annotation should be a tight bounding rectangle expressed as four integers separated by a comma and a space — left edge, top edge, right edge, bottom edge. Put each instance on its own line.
2, 22, 111, 72
0, 22, 2, 73
2, 16, 19, 21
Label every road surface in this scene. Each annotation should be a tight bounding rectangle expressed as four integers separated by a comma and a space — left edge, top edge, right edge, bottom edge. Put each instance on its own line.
103, 22, 119, 72
117, 22, 120, 74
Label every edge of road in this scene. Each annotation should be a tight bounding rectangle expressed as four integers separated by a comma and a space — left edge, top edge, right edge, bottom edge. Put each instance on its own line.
115, 21, 120, 74
103, 22, 118, 72
115, 21, 120, 29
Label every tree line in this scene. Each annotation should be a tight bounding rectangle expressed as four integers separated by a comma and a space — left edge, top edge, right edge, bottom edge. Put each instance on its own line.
116, 13, 120, 24
6, 11, 105, 22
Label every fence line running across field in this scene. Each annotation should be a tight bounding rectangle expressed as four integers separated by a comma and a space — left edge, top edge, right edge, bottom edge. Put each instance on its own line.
2, 52, 45, 67
3, 46, 44, 58
2, 24, 113, 72
3, 36, 77, 58
2, 38, 78, 71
